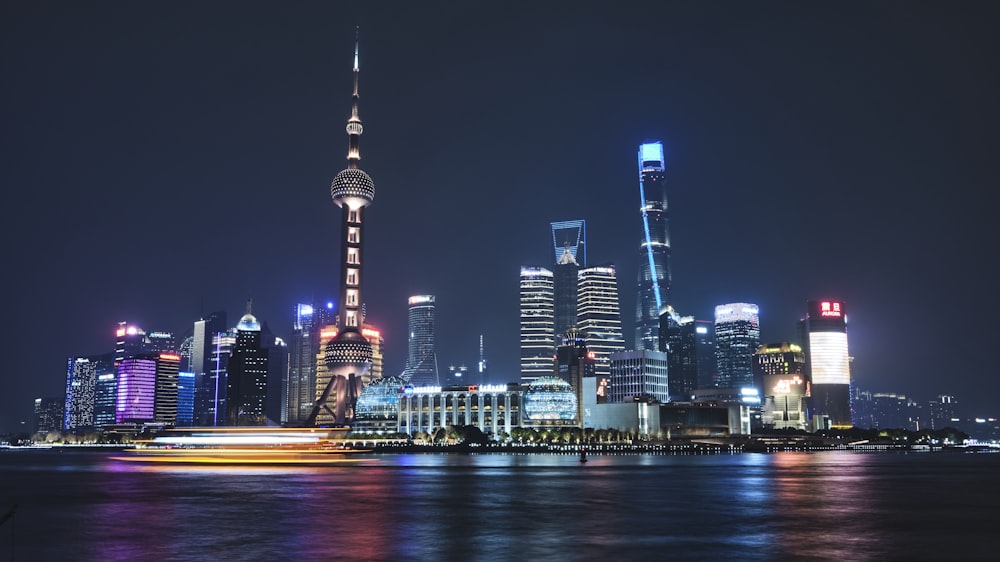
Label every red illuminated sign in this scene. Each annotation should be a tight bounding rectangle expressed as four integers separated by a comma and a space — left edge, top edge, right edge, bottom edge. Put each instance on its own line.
159, 353, 181, 361
820, 301, 842, 317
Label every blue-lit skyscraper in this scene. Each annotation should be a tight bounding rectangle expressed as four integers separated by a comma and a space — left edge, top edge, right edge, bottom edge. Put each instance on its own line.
635, 141, 671, 352
176, 371, 196, 426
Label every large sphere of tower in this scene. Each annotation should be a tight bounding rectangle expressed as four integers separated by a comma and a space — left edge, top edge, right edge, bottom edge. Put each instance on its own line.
331, 168, 375, 208
324, 330, 374, 371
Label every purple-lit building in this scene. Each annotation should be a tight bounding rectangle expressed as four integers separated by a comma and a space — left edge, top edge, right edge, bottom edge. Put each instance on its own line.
116, 357, 157, 424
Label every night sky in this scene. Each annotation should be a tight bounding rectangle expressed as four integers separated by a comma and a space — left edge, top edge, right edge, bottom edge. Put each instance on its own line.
2, 1, 997, 433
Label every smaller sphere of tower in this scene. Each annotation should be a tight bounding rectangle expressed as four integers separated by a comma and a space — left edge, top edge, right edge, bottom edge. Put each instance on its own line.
331, 168, 375, 206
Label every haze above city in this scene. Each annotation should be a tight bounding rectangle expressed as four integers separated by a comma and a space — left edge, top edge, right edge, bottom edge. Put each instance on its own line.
2, 1, 996, 432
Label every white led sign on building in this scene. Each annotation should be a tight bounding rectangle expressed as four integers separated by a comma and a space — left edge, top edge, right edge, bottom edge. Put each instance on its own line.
809, 332, 850, 385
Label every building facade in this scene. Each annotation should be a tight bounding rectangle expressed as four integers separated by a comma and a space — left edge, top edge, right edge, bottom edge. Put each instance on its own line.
660, 310, 714, 399
555, 327, 595, 425
116, 356, 157, 424
398, 384, 522, 438
520, 266, 555, 384
551, 219, 584, 342
192, 310, 227, 426
634, 141, 671, 352
753, 343, 808, 430
714, 303, 760, 389
226, 307, 269, 426
154, 353, 181, 426
608, 350, 670, 404
64, 356, 97, 430
577, 265, 625, 380
800, 299, 852, 428
405, 295, 439, 386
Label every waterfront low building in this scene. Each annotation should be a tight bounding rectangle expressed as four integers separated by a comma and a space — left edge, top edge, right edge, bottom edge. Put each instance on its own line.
398, 383, 522, 438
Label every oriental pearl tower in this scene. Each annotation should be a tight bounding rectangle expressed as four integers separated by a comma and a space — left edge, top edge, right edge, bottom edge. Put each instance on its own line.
307, 28, 374, 426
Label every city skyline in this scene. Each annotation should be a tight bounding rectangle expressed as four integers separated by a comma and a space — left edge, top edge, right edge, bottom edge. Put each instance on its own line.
2, 2, 997, 432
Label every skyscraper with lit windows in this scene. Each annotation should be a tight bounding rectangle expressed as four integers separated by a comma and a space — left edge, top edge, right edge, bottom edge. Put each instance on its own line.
800, 299, 852, 428
635, 141, 671, 351
520, 266, 555, 385
405, 295, 439, 386
116, 356, 157, 424
226, 303, 269, 426
577, 265, 625, 379
714, 303, 760, 389
192, 310, 227, 426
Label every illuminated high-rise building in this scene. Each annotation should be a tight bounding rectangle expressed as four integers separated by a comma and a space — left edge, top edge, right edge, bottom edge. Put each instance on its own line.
94, 368, 118, 429
34, 398, 64, 435
928, 395, 959, 430
714, 303, 760, 389
660, 309, 713, 399
192, 310, 227, 426
146, 331, 176, 354
753, 343, 808, 430
285, 301, 336, 424
551, 220, 584, 341
226, 302, 269, 426
309, 30, 376, 426
800, 299, 852, 428
260, 321, 288, 424
176, 371, 196, 426
64, 356, 97, 430
520, 266, 555, 385
206, 329, 237, 426
577, 265, 625, 379
405, 295, 439, 386
65, 353, 114, 430
154, 352, 181, 426
116, 356, 157, 424
114, 322, 149, 365
634, 141, 671, 351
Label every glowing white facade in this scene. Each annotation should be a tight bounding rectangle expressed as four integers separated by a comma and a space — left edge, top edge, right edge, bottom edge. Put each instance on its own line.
801, 299, 852, 427
577, 265, 625, 379
808, 332, 850, 385
520, 266, 555, 384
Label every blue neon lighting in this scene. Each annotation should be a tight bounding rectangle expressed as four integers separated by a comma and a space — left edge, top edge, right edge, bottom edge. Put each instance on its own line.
638, 142, 663, 312
639, 142, 664, 169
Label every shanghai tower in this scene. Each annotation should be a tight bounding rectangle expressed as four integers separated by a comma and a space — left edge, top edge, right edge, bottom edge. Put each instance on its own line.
308, 29, 374, 426
635, 141, 671, 351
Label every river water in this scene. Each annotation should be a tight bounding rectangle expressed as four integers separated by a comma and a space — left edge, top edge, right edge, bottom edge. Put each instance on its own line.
1, 449, 997, 561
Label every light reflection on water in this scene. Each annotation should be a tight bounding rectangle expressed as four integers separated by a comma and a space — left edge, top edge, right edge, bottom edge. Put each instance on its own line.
1, 450, 998, 561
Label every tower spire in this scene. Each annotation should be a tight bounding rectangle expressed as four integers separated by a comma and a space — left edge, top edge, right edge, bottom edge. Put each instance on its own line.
346, 26, 363, 168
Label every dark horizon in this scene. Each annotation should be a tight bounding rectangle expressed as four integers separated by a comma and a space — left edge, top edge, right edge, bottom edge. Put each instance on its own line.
2, 1, 997, 432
